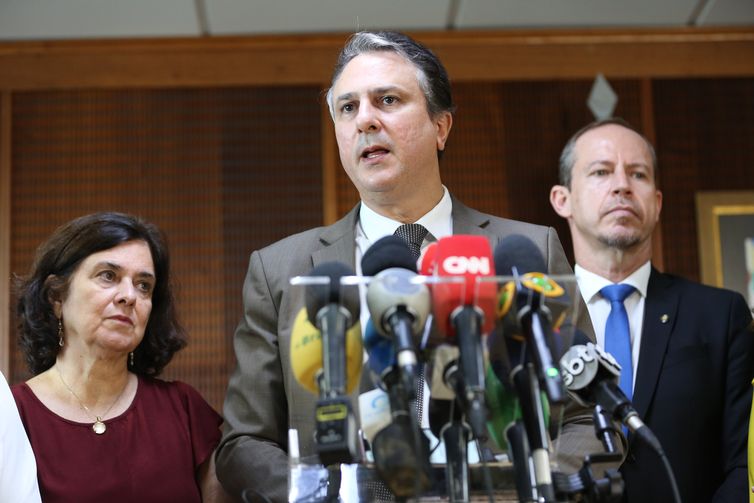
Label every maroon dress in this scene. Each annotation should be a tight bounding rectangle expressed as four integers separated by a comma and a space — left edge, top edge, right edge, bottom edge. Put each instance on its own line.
12, 376, 222, 503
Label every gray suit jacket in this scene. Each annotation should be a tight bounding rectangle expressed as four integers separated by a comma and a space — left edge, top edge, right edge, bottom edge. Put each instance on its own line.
216, 197, 599, 502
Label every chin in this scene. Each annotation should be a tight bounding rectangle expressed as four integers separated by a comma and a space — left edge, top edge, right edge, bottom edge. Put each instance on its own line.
599, 233, 643, 250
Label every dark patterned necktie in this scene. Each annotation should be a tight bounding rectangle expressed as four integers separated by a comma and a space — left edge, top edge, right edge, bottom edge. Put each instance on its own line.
392, 223, 429, 427
393, 223, 428, 260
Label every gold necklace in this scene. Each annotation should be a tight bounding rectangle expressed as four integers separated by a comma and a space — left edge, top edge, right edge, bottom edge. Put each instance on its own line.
55, 366, 129, 435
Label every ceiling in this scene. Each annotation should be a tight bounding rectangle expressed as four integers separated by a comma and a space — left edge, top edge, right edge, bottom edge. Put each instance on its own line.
0, 0, 753, 41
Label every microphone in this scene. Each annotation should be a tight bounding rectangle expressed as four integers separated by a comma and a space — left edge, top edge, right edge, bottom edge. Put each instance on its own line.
432, 235, 497, 441
364, 235, 429, 398
304, 262, 361, 397
426, 344, 463, 439
363, 318, 395, 379
493, 234, 567, 404
419, 241, 439, 276
303, 262, 361, 466
484, 365, 520, 451
363, 236, 433, 498
559, 333, 663, 453
290, 307, 363, 395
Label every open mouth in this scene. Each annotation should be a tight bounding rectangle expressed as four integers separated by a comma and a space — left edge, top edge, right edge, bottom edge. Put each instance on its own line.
361, 145, 389, 159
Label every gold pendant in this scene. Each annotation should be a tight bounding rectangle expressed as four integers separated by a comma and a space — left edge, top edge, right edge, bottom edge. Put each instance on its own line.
92, 418, 107, 435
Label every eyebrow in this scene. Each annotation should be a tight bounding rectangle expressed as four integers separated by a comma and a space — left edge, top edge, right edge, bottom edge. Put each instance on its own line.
335, 85, 402, 104
96, 261, 155, 280
586, 160, 651, 170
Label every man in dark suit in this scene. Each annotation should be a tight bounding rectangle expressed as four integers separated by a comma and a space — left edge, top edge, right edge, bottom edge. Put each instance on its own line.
550, 118, 754, 503
215, 31, 599, 502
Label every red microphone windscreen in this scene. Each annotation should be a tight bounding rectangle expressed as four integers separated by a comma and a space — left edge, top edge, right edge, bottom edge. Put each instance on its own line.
420, 242, 439, 276
432, 235, 497, 336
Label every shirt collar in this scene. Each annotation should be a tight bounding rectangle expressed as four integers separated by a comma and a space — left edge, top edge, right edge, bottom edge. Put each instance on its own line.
575, 260, 652, 304
358, 185, 452, 243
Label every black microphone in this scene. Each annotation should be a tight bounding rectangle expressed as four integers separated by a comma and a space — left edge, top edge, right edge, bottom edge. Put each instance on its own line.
493, 234, 567, 404
426, 344, 464, 439
304, 262, 361, 466
362, 236, 433, 498
364, 236, 430, 399
559, 332, 663, 453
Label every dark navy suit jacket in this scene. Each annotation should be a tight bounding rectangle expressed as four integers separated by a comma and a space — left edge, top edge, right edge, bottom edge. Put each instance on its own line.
620, 268, 753, 503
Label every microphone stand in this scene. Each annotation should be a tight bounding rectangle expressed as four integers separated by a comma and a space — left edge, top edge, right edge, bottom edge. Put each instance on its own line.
512, 363, 556, 503
442, 416, 471, 503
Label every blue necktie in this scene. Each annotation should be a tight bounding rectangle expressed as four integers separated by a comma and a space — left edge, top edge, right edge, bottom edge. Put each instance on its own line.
600, 284, 636, 401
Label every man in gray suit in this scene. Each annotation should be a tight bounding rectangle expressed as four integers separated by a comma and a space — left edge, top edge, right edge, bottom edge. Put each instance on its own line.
216, 31, 598, 502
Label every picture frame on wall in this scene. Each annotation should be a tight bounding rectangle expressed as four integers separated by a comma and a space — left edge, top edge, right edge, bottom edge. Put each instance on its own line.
695, 191, 754, 310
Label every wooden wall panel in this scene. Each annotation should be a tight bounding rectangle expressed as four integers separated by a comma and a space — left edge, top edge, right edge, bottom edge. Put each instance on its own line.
3, 30, 754, 412
653, 77, 754, 282
9, 86, 322, 412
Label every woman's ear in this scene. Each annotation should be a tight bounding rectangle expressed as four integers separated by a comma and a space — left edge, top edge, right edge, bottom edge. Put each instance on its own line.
44, 274, 63, 318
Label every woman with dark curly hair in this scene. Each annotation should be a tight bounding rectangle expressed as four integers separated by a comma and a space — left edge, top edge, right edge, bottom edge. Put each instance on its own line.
11, 212, 229, 503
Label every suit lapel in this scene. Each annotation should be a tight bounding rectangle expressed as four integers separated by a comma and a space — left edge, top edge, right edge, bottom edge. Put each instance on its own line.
632, 268, 679, 418
311, 204, 360, 269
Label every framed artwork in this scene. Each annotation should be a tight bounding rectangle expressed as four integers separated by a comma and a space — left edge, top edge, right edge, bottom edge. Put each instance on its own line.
695, 191, 754, 309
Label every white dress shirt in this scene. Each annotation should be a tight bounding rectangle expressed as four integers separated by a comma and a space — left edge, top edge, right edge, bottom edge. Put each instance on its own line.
0, 372, 42, 503
574, 261, 652, 393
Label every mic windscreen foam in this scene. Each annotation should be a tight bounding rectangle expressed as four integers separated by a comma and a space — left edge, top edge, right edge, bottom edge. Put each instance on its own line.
290, 308, 364, 395
419, 242, 438, 276
433, 235, 497, 336
493, 234, 547, 276
304, 262, 360, 325
362, 235, 417, 276
364, 318, 395, 377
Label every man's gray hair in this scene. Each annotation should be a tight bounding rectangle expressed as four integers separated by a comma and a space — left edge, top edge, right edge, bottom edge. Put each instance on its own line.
325, 31, 455, 120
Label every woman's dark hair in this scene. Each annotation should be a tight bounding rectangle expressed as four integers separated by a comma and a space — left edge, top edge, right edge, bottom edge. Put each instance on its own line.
15, 211, 187, 376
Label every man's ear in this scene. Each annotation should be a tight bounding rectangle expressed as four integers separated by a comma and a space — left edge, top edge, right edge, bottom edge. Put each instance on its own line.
549, 185, 572, 218
435, 111, 453, 152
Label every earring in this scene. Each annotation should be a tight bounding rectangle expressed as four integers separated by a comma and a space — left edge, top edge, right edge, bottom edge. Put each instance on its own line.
129, 352, 134, 367
57, 318, 64, 347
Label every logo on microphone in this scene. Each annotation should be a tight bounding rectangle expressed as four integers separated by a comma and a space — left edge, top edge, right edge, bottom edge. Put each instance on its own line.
442, 256, 491, 275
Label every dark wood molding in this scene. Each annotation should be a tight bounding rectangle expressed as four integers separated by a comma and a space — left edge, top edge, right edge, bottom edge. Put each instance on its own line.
1, 27, 752, 91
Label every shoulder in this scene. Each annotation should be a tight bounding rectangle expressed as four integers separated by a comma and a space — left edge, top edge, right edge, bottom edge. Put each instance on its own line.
138, 377, 221, 421
654, 270, 745, 301
258, 225, 328, 260
452, 196, 552, 237
652, 270, 752, 317
138, 376, 205, 401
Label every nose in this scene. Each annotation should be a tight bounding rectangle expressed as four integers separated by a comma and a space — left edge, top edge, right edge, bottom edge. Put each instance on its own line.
611, 166, 632, 195
356, 102, 380, 133
115, 280, 137, 306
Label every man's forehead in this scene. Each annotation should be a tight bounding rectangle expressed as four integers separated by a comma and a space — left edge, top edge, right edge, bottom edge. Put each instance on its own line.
576, 125, 652, 163
333, 51, 418, 93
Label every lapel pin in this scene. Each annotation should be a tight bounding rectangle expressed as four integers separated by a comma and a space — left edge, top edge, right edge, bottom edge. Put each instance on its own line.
660, 314, 669, 324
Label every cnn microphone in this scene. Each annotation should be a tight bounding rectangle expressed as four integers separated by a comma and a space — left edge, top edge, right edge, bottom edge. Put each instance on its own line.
493, 234, 566, 404
432, 235, 497, 441
559, 333, 663, 453
303, 262, 361, 466
363, 235, 429, 399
